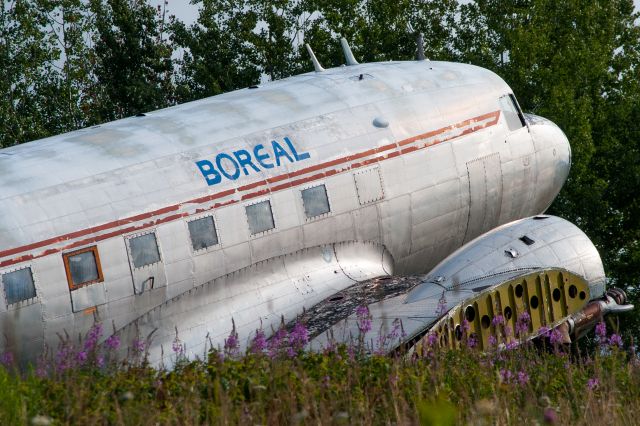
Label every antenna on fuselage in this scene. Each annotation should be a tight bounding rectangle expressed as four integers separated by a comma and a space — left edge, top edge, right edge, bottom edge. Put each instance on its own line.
416, 33, 426, 61
305, 44, 325, 72
340, 37, 359, 66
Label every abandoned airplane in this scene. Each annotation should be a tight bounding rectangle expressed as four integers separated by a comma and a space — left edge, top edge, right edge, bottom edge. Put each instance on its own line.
0, 39, 632, 367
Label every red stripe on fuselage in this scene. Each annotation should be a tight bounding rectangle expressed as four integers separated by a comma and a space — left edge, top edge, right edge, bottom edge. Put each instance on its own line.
0, 110, 501, 267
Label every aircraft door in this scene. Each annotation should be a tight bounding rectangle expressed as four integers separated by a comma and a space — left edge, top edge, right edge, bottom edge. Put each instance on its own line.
463, 153, 503, 244
125, 231, 167, 298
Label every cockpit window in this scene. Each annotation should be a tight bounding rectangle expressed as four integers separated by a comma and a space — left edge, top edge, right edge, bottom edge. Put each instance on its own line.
499, 94, 526, 132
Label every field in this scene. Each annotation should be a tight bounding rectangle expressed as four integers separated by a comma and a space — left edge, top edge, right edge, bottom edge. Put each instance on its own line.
0, 320, 638, 425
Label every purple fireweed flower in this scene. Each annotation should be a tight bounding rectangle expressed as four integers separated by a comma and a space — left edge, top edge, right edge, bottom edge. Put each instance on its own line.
543, 407, 558, 424
499, 369, 513, 383
224, 331, 239, 355
96, 355, 105, 368
609, 334, 623, 347
506, 341, 519, 350
504, 325, 513, 338
537, 326, 551, 337
488, 334, 497, 346
435, 293, 448, 316
549, 328, 564, 345
268, 327, 289, 357
132, 339, 145, 353
355, 305, 372, 335
517, 370, 529, 385
105, 335, 121, 351
172, 337, 184, 355
461, 319, 471, 334
467, 333, 478, 349
492, 315, 505, 326
76, 350, 88, 364
0, 352, 14, 367
290, 322, 309, 350
587, 378, 599, 390
595, 321, 606, 338
251, 329, 267, 353
427, 333, 438, 347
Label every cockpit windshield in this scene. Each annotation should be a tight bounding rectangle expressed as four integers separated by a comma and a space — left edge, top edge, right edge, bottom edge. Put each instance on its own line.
499, 94, 526, 132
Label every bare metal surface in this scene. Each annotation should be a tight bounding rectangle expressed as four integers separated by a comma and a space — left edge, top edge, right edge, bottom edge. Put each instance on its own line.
0, 56, 583, 366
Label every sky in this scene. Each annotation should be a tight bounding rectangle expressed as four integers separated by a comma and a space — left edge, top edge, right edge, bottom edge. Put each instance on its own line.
154, 0, 640, 26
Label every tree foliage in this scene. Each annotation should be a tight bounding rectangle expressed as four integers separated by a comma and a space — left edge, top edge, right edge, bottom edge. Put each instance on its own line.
1, 0, 640, 337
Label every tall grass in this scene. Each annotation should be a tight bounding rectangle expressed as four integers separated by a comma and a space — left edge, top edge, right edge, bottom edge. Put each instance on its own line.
0, 321, 638, 425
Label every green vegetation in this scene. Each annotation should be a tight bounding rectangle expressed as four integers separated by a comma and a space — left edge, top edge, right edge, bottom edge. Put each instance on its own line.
0, 334, 638, 425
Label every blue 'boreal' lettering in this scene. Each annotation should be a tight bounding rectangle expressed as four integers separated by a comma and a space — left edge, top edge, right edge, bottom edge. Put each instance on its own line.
195, 137, 311, 186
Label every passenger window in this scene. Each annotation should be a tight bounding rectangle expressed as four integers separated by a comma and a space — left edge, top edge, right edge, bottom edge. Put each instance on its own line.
499, 94, 526, 132
301, 185, 330, 218
2, 267, 36, 304
128, 233, 161, 268
188, 216, 219, 250
246, 200, 275, 234
63, 246, 104, 290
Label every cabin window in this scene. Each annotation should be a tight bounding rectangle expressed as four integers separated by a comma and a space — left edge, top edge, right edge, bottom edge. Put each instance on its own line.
246, 200, 275, 234
188, 216, 219, 250
63, 246, 104, 290
499, 94, 526, 131
128, 233, 161, 268
301, 185, 330, 218
2, 267, 36, 304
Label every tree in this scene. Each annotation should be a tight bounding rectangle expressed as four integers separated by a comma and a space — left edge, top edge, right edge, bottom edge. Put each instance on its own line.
88, 0, 174, 121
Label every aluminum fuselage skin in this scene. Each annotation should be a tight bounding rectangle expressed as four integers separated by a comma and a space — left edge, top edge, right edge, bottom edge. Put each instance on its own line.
0, 60, 570, 363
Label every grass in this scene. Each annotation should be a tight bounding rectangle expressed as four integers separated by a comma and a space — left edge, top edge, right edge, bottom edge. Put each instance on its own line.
0, 321, 638, 425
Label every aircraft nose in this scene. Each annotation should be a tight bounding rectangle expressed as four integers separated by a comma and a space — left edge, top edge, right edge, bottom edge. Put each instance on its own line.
524, 114, 571, 210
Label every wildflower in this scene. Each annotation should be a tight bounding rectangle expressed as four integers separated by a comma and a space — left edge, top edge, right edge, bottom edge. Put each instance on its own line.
549, 328, 564, 345
587, 377, 599, 390
595, 321, 607, 339
0, 351, 14, 367
172, 337, 184, 355
426, 333, 438, 347
290, 322, 309, 350
467, 333, 478, 349
515, 312, 530, 335
132, 339, 145, 353
492, 314, 505, 326
105, 335, 121, 350
84, 323, 103, 351
543, 407, 557, 424
499, 369, 513, 383
224, 328, 239, 356
488, 334, 497, 346
76, 351, 88, 364
517, 370, 529, 385
537, 326, 551, 338
96, 355, 105, 368
609, 334, 623, 347
435, 293, 448, 316
355, 305, 372, 335
461, 319, 471, 334
268, 327, 289, 357
251, 329, 267, 354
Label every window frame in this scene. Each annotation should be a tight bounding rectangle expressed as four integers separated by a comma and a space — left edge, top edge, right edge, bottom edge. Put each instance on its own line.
125, 231, 163, 270
1, 265, 37, 306
300, 183, 331, 220
186, 214, 220, 253
63, 246, 104, 290
245, 199, 276, 236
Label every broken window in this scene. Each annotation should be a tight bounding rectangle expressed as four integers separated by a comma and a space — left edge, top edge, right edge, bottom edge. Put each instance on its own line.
188, 216, 219, 250
128, 233, 161, 268
301, 185, 330, 218
246, 200, 275, 234
2, 267, 36, 304
63, 246, 104, 290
